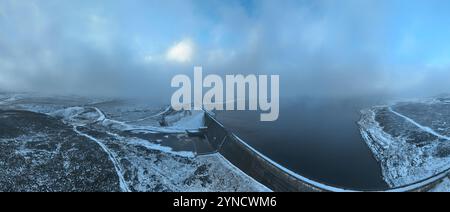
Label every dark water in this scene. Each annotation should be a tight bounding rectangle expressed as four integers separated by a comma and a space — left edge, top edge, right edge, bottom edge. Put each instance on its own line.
215, 97, 390, 190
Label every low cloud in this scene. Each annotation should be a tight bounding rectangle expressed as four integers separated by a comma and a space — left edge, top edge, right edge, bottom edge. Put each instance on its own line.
0, 0, 449, 100
166, 39, 195, 63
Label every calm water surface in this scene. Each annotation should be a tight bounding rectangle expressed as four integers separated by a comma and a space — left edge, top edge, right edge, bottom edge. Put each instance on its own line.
215, 97, 390, 190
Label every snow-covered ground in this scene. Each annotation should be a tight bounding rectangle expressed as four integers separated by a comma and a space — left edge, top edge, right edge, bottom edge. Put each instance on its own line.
430, 177, 450, 192
0, 93, 269, 192
358, 96, 450, 191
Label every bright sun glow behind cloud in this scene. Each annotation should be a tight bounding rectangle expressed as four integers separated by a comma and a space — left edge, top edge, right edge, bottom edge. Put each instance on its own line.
166, 39, 194, 63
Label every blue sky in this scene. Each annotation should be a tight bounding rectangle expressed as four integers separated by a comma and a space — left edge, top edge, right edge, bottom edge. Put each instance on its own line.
387, 0, 450, 67
0, 0, 450, 98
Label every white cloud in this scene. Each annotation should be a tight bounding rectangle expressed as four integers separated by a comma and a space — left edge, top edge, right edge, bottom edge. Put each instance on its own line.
166, 39, 194, 63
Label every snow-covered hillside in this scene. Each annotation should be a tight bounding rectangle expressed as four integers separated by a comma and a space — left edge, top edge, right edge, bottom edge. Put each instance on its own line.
359, 96, 450, 191
0, 93, 269, 192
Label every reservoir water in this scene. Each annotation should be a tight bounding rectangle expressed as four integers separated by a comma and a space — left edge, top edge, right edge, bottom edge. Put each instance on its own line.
215, 97, 390, 190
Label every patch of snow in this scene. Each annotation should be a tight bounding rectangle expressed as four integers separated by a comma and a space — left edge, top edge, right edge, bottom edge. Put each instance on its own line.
171, 110, 205, 129
106, 131, 195, 158
213, 153, 271, 192
50, 106, 207, 135
389, 107, 450, 140
50, 107, 85, 121
73, 126, 130, 192
430, 177, 450, 192
359, 105, 450, 188
92, 107, 106, 122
